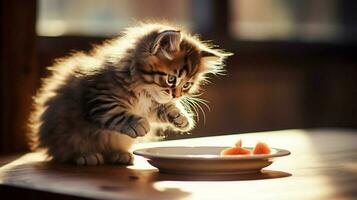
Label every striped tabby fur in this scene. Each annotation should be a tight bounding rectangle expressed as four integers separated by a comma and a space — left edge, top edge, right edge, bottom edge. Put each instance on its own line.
28, 23, 232, 165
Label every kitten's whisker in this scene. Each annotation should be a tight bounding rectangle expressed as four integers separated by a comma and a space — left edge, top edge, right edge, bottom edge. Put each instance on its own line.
185, 98, 200, 123
190, 97, 211, 112
182, 98, 200, 122
195, 99, 211, 112
189, 99, 206, 125
179, 98, 190, 113
190, 93, 204, 97
201, 78, 212, 84
185, 97, 205, 125
189, 101, 200, 123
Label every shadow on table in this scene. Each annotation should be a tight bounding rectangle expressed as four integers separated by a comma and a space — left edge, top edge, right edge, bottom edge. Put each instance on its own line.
150, 169, 292, 181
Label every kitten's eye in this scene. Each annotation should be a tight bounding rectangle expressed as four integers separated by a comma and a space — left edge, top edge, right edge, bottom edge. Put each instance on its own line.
167, 75, 176, 85
183, 82, 192, 90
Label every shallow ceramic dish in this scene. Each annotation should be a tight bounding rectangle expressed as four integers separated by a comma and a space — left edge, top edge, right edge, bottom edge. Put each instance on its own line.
133, 146, 290, 175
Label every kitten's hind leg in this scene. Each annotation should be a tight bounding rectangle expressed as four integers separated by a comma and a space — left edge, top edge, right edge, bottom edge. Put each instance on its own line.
106, 152, 134, 165
75, 153, 105, 165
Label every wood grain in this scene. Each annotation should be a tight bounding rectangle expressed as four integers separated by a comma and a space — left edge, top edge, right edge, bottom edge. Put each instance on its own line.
0, 129, 356, 200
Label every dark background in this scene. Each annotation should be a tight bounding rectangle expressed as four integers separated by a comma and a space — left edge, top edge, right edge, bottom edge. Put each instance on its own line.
1, 0, 356, 154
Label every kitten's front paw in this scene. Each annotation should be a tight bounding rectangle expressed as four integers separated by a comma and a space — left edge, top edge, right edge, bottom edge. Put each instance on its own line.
120, 117, 150, 138
168, 109, 190, 130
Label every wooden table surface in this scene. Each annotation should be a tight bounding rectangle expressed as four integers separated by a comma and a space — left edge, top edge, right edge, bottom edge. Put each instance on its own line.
0, 128, 356, 200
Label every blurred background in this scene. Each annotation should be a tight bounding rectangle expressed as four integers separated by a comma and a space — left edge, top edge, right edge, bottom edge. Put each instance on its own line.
1, 0, 356, 154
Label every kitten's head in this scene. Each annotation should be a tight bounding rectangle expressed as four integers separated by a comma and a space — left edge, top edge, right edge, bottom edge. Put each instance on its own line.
133, 25, 232, 104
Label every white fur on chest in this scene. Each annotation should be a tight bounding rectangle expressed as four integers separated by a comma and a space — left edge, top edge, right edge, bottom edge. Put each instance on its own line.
130, 92, 153, 118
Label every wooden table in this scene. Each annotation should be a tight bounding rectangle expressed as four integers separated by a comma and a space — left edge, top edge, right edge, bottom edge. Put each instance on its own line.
1, 128, 356, 200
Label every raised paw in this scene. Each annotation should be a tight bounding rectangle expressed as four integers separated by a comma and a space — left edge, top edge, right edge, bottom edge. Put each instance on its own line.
120, 117, 150, 138
167, 109, 189, 130
75, 153, 104, 166
107, 152, 133, 165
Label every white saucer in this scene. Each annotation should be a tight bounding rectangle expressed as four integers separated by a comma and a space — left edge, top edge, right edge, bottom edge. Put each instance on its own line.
133, 146, 290, 175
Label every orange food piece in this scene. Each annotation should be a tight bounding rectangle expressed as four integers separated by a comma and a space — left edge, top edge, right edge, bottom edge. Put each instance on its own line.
234, 139, 242, 147
220, 147, 251, 155
253, 142, 271, 154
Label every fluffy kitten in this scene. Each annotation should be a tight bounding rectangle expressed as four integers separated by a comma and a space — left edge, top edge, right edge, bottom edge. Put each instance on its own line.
28, 23, 231, 165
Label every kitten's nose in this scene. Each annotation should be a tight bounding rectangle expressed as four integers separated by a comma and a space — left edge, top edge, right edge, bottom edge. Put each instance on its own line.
172, 88, 182, 98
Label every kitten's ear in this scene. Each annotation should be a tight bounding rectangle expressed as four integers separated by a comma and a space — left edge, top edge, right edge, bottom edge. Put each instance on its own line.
199, 50, 233, 74
153, 30, 182, 60
201, 49, 233, 62
200, 50, 221, 61
201, 50, 218, 58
